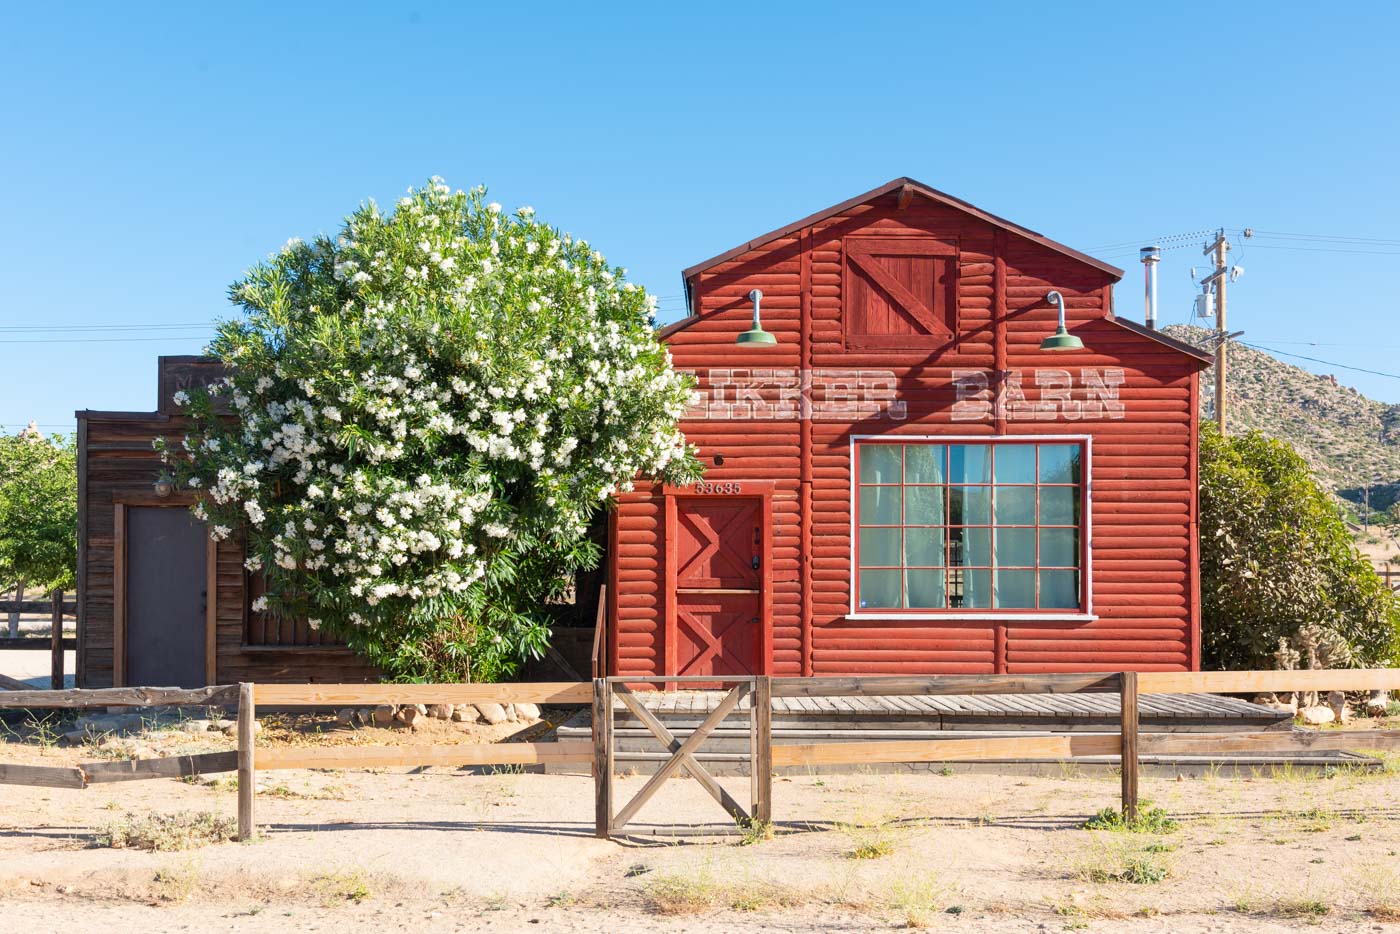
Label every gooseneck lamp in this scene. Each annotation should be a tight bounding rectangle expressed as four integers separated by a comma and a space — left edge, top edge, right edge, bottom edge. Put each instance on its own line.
1040, 290, 1084, 352
736, 288, 777, 345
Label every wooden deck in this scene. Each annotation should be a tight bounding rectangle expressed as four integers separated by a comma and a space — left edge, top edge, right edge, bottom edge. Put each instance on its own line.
615, 689, 1293, 731
551, 690, 1340, 776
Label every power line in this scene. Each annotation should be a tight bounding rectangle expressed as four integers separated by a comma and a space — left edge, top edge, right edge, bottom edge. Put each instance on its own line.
1241, 341, 1400, 380
0, 323, 212, 334
1084, 228, 1217, 254
1248, 229, 1400, 246
1231, 243, 1400, 257
0, 323, 214, 333
1246, 338, 1400, 350
0, 335, 211, 344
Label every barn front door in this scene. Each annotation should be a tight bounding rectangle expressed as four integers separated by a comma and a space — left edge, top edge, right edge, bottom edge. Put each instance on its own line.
116, 503, 212, 688
666, 491, 771, 679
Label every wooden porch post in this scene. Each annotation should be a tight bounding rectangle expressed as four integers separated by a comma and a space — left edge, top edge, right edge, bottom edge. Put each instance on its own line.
1120, 671, 1139, 822
592, 678, 613, 839
50, 590, 63, 690
753, 674, 773, 825
237, 682, 257, 841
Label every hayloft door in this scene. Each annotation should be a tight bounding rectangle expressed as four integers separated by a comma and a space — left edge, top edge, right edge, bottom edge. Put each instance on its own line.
117, 505, 211, 688
665, 487, 772, 679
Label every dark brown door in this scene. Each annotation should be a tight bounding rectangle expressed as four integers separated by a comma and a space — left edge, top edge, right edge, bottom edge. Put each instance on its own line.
672, 498, 762, 677
125, 506, 208, 688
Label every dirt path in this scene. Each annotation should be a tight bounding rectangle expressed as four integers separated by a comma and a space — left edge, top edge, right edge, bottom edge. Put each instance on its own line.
1, 742, 1398, 932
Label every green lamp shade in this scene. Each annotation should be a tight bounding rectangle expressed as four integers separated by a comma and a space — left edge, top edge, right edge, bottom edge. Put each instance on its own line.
736, 325, 777, 345
1040, 326, 1084, 352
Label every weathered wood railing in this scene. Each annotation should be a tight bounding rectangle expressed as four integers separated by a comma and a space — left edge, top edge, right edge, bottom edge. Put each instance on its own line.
592, 668, 1400, 837
0, 682, 594, 841
0, 590, 75, 689
1, 670, 1399, 844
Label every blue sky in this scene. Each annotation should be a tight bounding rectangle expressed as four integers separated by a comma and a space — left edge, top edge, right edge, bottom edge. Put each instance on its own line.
3, 2, 1399, 435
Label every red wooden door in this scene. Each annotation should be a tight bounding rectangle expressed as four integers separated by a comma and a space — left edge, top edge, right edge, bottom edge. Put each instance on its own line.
671, 498, 763, 677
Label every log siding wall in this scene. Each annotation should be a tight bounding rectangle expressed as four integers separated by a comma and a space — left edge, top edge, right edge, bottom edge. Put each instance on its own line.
77, 411, 376, 688
612, 192, 1203, 678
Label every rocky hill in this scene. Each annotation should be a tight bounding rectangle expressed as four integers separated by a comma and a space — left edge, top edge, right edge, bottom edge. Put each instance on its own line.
1162, 324, 1400, 518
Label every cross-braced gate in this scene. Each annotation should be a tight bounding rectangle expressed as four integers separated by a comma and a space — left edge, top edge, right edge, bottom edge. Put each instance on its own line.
593, 675, 772, 838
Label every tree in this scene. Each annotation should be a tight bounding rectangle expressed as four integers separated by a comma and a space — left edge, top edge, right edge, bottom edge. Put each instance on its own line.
159, 179, 700, 681
1199, 422, 1400, 670
0, 427, 78, 618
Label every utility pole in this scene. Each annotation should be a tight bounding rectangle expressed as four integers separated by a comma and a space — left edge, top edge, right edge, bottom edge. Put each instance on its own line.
1203, 230, 1230, 432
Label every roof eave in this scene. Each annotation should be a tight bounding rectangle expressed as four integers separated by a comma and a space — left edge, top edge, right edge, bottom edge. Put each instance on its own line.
680, 177, 1126, 288
1106, 316, 1215, 366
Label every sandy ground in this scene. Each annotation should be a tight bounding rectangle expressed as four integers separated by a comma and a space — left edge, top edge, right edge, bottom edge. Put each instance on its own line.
1, 721, 1398, 934
0, 647, 76, 687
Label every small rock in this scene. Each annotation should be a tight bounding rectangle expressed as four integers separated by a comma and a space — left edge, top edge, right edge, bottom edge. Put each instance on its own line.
1301, 706, 1335, 726
354, 708, 372, 727
61, 730, 88, 745
75, 714, 139, 735
477, 702, 509, 725
515, 702, 541, 721
398, 705, 422, 726
183, 719, 213, 733
504, 703, 518, 722
213, 719, 234, 731
1366, 691, 1390, 717
334, 708, 356, 726
426, 703, 454, 720
371, 705, 396, 727
1327, 690, 1350, 722
450, 704, 477, 723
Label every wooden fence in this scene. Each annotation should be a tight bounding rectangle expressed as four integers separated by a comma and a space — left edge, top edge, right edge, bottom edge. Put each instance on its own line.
0, 590, 74, 690
592, 668, 1400, 839
0, 670, 1398, 843
1378, 564, 1400, 595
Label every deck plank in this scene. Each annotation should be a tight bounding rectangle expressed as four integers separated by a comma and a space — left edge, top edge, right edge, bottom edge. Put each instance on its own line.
611, 689, 1284, 732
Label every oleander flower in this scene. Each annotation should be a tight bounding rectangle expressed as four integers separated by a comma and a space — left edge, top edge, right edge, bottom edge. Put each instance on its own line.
153, 178, 700, 682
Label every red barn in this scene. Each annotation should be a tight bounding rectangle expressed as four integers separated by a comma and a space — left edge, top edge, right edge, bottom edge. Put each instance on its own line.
607, 178, 1211, 680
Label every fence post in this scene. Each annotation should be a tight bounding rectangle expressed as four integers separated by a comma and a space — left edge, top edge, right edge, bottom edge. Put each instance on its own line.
1119, 670, 1139, 822
592, 677, 613, 839
753, 675, 773, 826
237, 682, 257, 841
50, 590, 63, 690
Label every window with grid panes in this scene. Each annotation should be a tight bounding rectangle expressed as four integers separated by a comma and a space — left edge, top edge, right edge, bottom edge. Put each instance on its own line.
854, 441, 1084, 611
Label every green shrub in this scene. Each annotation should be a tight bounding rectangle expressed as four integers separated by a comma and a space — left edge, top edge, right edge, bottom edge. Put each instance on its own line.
99, 811, 237, 851
1083, 804, 1179, 834
1199, 423, 1400, 670
160, 180, 700, 681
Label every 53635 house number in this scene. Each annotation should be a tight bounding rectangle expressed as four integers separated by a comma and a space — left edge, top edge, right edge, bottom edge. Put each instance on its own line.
693, 481, 743, 495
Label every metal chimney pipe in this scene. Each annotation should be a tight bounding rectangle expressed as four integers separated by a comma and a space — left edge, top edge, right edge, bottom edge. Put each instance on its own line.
1140, 246, 1161, 330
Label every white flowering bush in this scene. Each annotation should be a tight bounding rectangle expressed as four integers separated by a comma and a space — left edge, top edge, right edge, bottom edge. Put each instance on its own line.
157, 179, 700, 680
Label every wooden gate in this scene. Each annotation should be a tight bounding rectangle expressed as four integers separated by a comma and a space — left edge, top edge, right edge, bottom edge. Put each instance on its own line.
665, 491, 771, 678
593, 675, 772, 838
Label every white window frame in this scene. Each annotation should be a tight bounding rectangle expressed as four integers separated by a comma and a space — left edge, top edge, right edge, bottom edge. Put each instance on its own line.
846, 433, 1096, 621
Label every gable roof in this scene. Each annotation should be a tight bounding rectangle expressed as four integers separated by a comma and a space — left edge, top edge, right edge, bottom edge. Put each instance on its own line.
680, 177, 1126, 296
1107, 316, 1215, 365
667, 177, 1211, 367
